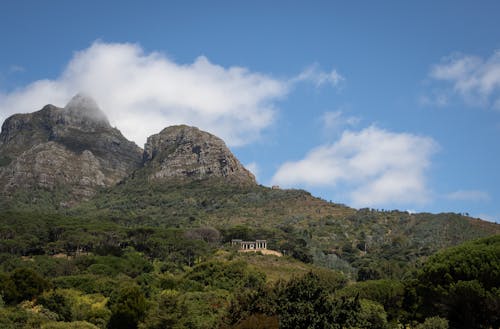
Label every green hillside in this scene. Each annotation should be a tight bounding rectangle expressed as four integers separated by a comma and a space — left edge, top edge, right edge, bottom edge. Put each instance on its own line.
70, 177, 499, 279
2, 175, 498, 281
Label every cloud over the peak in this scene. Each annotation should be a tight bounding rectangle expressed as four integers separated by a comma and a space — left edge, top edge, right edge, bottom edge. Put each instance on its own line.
271, 126, 438, 207
428, 50, 500, 109
1, 42, 342, 147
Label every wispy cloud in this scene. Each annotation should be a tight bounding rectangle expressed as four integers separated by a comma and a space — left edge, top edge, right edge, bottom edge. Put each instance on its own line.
428, 50, 500, 108
419, 92, 449, 108
292, 64, 344, 88
0, 42, 343, 148
446, 189, 490, 202
321, 110, 360, 130
271, 126, 438, 208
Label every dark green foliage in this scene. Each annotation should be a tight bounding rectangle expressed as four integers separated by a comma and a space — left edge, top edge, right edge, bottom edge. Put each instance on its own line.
357, 299, 388, 329
446, 280, 498, 329
224, 272, 336, 328
141, 289, 230, 329
0, 272, 17, 304
186, 260, 266, 291
275, 272, 364, 329
140, 290, 182, 329
336, 279, 405, 321
276, 272, 334, 328
52, 274, 121, 295
1, 268, 50, 304
38, 290, 72, 321
108, 284, 147, 329
0, 305, 51, 329
416, 235, 500, 329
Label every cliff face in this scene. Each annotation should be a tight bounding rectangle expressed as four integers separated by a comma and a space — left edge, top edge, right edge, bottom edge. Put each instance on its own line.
0, 94, 143, 204
143, 125, 256, 185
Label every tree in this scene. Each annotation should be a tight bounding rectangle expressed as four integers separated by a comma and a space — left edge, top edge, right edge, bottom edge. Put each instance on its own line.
416, 235, 500, 328
276, 272, 362, 329
357, 299, 388, 329
184, 227, 221, 244
38, 290, 72, 321
335, 279, 405, 322
108, 285, 147, 329
6, 268, 50, 304
139, 290, 181, 329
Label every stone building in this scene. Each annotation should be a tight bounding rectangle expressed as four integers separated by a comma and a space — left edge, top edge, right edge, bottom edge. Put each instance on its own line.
231, 239, 267, 250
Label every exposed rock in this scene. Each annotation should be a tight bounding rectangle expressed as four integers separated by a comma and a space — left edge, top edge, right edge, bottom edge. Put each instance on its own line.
0, 94, 143, 205
143, 125, 256, 185
2, 142, 105, 199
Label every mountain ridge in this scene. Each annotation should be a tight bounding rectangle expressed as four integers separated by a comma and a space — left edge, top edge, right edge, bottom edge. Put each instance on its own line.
0, 95, 256, 207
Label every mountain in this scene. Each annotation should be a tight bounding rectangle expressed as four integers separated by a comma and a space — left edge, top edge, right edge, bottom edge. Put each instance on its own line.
0, 95, 499, 278
143, 125, 255, 184
0, 94, 142, 206
0, 95, 255, 208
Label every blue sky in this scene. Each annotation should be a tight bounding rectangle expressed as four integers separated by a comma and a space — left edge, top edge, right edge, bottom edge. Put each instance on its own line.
1, 1, 500, 221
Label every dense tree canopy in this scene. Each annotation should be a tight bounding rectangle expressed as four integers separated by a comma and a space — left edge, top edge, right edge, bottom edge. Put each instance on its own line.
0, 207, 498, 328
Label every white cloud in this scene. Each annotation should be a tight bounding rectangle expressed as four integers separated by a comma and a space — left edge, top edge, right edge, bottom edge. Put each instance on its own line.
0, 42, 343, 148
446, 189, 490, 202
0, 42, 290, 147
245, 162, 259, 181
429, 50, 500, 108
271, 126, 438, 207
321, 110, 360, 130
292, 64, 344, 87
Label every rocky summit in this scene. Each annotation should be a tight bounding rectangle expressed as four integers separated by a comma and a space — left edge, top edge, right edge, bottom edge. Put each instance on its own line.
0, 94, 143, 205
0, 95, 256, 207
143, 125, 256, 185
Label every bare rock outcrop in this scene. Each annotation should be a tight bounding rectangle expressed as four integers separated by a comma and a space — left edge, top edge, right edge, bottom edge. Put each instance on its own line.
143, 125, 255, 185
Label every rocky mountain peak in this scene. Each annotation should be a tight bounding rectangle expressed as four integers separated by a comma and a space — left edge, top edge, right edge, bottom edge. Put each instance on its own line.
143, 125, 256, 184
0, 95, 143, 206
64, 93, 109, 125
